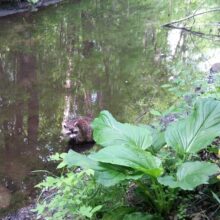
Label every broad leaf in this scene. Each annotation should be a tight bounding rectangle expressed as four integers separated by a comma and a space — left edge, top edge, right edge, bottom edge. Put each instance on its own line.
158, 161, 219, 190
65, 150, 142, 186
89, 145, 163, 177
92, 111, 152, 150
64, 150, 99, 170
95, 162, 143, 186
165, 99, 220, 154
151, 129, 166, 152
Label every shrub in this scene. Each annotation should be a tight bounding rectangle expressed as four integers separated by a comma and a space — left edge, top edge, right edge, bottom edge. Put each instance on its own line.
36, 98, 220, 219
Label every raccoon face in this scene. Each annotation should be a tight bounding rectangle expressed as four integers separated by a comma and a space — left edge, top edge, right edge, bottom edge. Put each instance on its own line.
63, 124, 80, 139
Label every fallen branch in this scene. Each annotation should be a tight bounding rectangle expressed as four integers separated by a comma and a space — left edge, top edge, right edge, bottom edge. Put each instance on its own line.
164, 25, 220, 39
162, 8, 220, 27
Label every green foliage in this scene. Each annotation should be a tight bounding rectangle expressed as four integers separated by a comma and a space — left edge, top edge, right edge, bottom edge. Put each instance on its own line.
63, 99, 219, 216
64, 150, 99, 170
176, 203, 187, 220
65, 149, 143, 187
150, 129, 166, 152
79, 205, 102, 219
92, 111, 152, 150
123, 212, 163, 220
212, 191, 220, 205
35, 154, 126, 219
89, 145, 163, 177
35, 169, 101, 220
102, 206, 135, 220
150, 109, 162, 117
165, 99, 220, 155
158, 161, 219, 190
89, 103, 219, 186
36, 98, 220, 219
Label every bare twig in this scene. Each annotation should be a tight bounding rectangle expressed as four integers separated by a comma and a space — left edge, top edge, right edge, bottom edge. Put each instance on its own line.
165, 25, 220, 39
162, 8, 220, 27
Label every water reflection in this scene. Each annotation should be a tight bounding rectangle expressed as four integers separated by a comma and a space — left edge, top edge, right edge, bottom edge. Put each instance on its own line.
0, 49, 44, 215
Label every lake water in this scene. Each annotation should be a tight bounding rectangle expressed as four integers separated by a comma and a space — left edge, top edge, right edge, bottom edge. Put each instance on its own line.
0, 0, 219, 217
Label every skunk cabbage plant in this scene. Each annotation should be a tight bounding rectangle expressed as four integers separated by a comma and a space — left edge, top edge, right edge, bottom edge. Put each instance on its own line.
66, 99, 220, 190
64, 98, 220, 215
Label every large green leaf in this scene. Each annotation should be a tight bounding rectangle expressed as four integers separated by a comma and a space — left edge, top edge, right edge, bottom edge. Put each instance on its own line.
64, 150, 99, 170
92, 111, 152, 150
158, 161, 219, 190
65, 150, 142, 186
151, 129, 166, 152
165, 99, 220, 155
89, 145, 163, 177
94, 162, 143, 186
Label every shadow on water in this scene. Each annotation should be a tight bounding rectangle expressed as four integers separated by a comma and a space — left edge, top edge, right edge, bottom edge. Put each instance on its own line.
67, 141, 95, 153
0, 0, 219, 217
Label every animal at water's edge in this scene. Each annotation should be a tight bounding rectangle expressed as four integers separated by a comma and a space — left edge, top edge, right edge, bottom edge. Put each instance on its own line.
208, 62, 220, 84
62, 116, 94, 144
210, 63, 220, 74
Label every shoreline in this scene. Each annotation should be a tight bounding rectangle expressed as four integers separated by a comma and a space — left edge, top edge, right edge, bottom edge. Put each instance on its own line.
0, 0, 63, 18
2, 204, 37, 220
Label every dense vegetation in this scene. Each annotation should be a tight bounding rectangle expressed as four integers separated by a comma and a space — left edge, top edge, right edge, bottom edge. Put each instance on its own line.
36, 80, 220, 219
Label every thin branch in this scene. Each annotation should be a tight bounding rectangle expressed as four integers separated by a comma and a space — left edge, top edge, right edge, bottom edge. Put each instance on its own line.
162, 8, 220, 27
164, 25, 220, 40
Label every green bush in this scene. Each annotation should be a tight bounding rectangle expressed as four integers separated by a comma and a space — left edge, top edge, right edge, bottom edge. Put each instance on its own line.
35, 153, 126, 219
36, 98, 220, 219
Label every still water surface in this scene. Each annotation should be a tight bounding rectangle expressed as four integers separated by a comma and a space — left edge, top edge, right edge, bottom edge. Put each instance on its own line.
0, 0, 219, 216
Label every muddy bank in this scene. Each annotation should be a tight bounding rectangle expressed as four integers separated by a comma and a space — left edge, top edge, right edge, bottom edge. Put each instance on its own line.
2, 204, 37, 220
1, 189, 57, 220
0, 0, 63, 17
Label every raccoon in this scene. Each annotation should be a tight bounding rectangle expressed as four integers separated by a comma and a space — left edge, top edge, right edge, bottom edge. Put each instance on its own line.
62, 116, 93, 144
210, 63, 220, 74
